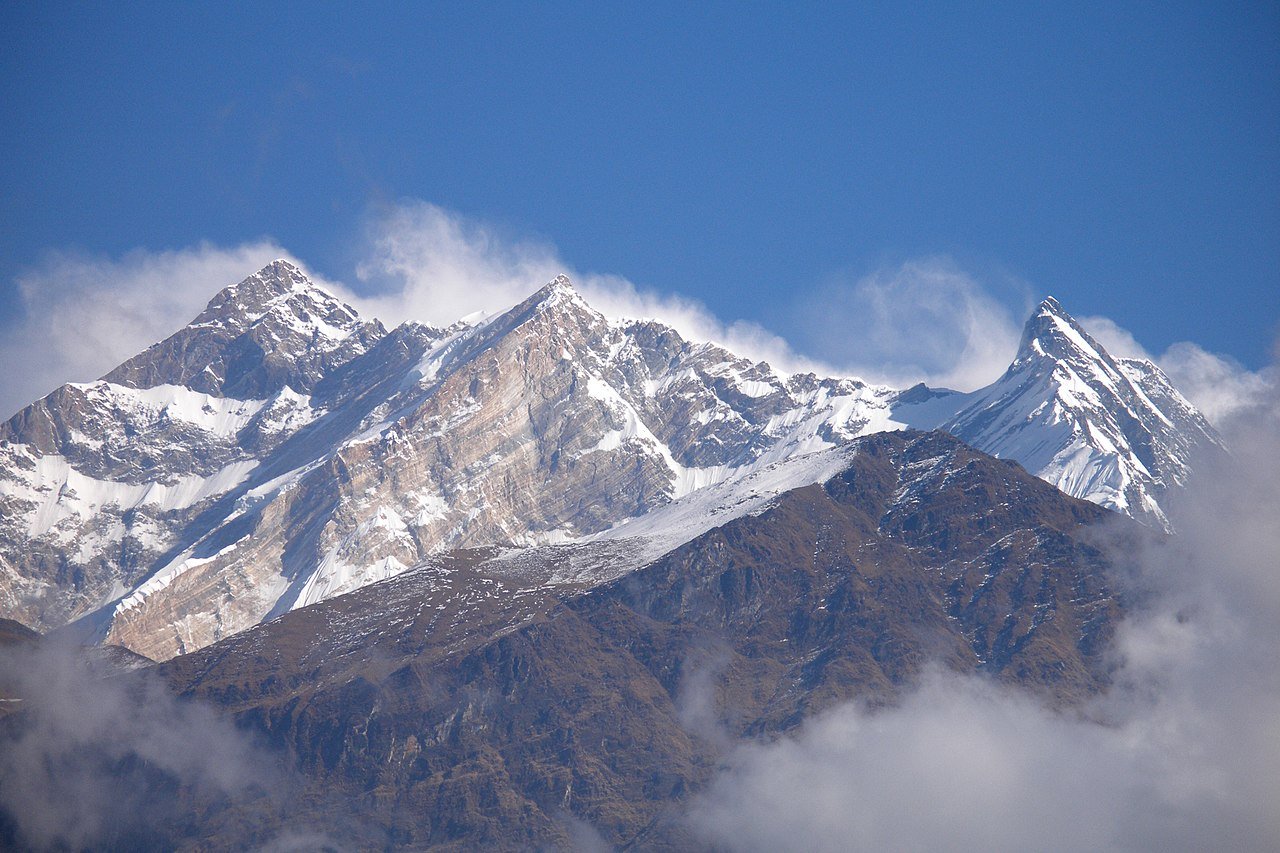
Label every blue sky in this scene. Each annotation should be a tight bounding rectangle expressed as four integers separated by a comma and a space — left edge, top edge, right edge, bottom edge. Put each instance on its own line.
2, 2, 1277, 403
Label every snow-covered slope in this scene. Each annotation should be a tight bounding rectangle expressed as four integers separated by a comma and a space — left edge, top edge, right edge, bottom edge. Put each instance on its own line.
95, 276, 911, 658
0, 261, 389, 630
893, 297, 1221, 530
0, 264, 1219, 658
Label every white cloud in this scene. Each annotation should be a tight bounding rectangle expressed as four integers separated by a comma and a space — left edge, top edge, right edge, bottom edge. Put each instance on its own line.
0, 241, 299, 419
688, 384, 1280, 852
3, 200, 1263, 435
1080, 315, 1275, 425
0, 205, 830, 425
1078, 314, 1154, 361
788, 258, 1031, 391
349, 200, 830, 377
690, 670, 1128, 853
1157, 342, 1276, 426
350, 201, 567, 328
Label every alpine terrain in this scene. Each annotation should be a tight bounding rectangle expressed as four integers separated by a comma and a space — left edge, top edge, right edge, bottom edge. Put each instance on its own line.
0, 261, 1224, 849
0, 261, 1215, 661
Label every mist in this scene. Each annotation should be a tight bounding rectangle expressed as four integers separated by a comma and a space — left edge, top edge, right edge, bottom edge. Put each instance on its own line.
0, 638, 276, 850
687, 377, 1280, 851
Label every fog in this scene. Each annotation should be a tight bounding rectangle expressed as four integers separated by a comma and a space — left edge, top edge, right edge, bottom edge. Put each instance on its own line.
688, 381, 1280, 852
0, 639, 273, 849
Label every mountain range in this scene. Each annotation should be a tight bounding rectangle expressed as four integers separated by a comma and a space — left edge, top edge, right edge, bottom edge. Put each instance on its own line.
0, 260, 1216, 662
0, 260, 1231, 849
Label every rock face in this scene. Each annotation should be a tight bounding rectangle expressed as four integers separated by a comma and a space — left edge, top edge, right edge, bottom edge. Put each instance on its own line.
3, 269, 904, 658
154, 431, 1130, 850
102, 260, 386, 399
0, 263, 1214, 660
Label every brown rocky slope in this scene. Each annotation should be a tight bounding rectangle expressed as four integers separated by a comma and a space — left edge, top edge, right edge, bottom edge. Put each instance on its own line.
137, 430, 1135, 850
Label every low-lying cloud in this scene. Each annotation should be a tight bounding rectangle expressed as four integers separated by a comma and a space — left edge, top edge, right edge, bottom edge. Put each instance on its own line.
688, 380, 1280, 852
0, 639, 275, 850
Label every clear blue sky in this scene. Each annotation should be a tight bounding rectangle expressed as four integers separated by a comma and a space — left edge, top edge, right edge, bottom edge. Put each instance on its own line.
2, 1, 1277, 368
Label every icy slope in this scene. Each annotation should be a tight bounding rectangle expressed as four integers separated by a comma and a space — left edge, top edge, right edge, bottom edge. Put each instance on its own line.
893, 297, 1221, 529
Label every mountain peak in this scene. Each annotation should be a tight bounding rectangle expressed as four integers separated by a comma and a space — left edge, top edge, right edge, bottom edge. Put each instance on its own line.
1035, 294, 1066, 315
1016, 295, 1109, 366
100, 261, 382, 398
193, 259, 331, 326
531, 273, 579, 303
503, 274, 598, 323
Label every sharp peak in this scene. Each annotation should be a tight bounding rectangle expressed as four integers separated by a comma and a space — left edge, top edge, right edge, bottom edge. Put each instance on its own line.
534, 273, 577, 296
517, 273, 594, 313
241, 258, 315, 291
1035, 294, 1066, 315
1023, 294, 1084, 334
194, 260, 353, 325
1016, 295, 1113, 364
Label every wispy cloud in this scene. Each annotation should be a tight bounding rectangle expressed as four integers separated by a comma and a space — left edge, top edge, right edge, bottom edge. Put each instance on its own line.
348, 203, 1038, 390
1081, 315, 1276, 425
0, 242, 298, 419
348, 199, 829, 377
1, 200, 1263, 430
787, 258, 1033, 391
687, 382, 1280, 852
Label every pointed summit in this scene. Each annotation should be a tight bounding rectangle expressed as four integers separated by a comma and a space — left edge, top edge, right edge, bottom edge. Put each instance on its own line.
909, 294, 1222, 531
485, 273, 601, 334
1015, 295, 1111, 367
526, 273, 584, 310
193, 259, 336, 328
102, 262, 384, 398
544, 272, 575, 293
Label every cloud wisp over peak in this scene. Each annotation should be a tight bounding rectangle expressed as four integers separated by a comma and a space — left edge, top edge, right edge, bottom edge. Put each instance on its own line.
1, 199, 1269, 430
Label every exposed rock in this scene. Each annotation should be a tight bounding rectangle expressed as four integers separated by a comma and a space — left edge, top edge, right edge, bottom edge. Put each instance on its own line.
152, 431, 1132, 849
0, 265, 1213, 663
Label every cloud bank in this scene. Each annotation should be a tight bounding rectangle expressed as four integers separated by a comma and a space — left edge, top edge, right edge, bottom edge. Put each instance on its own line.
0, 639, 274, 849
688, 383, 1280, 852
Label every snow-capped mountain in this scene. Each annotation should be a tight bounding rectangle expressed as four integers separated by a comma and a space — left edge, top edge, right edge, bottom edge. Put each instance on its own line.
0, 262, 386, 631
893, 296, 1221, 530
0, 263, 1218, 659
